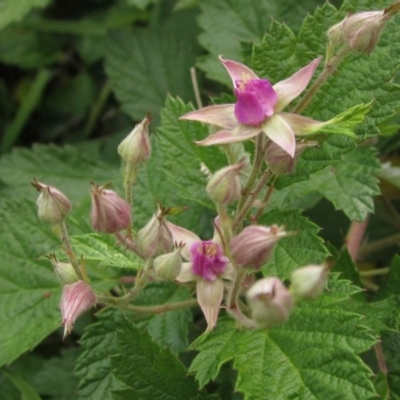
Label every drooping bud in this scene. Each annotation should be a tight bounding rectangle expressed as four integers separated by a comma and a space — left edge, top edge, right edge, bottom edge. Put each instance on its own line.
190, 240, 229, 281
137, 205, 174, 258
31, 179, 72, 224
327, 7, 396, 55
90, 183, 131, 233
246, 277, 293, 328
230, 225, 287, 269
290, 265, 329, 301
60, 280, 96, 338
265, 141, 318, 175
153, 245, 183, 281
196, 278, 225, 332
118, 113, 151, 169
206, 161, 245, 205
46, 254, 79, 286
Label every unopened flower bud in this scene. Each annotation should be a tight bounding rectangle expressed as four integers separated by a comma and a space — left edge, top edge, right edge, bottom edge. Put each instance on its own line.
118, 114, 151, 168
137, 205, 174, 258
60, 280, 96, 338
90, 183, 131, 233
196, 278, 225, 332
290, 265, 329, 301
265, 141, 317, 175
46, 254, 79, 285
230, 225, 287, 269
206, 161, 245, 205
328, 9, 392, 55
246, 277, 293, 328
32, 179, 72, 224
153, 245, 183, 281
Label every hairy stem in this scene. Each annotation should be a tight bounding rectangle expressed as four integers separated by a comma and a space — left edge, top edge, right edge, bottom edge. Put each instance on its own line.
123, 167, 138, 237
115, 231, 143, 258
359, 268, 390, 277
253, 175, 277, 221
345, 218, 369, 262
374, 342, 388, 375
359, 233, 400, 258
190, 67, 203, 109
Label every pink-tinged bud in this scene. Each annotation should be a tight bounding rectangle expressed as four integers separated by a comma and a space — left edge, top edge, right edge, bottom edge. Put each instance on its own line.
196, 278, 225, 332
137, 205, 174, 258
31, 179, 72, 224
290, 265, 329, 301
60, 281, 96, 338
230, 225, 287, 269
46, 254, 79, 286
246, 277, 293, 328
328, 10, 392, 54
153, 245, 183, 281
118, 114, 151, 168
190, 240, 229, 281
265, 141, 318, 175
90, 183, 131, 233
206, 161, 245, 206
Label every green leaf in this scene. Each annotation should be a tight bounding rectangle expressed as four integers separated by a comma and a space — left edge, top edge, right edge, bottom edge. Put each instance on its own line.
75, 309, 128, 400
190, 277, 377, 399
0, 0, 50, 30
260, 210, 330, 278
105, 23, 197, 124
0, 199, 61, 367
1, 369, 42, 400
131, 282, 193, 354
197, 0, 327, 84
111, 318, 207, 399
57, 233, 142, 271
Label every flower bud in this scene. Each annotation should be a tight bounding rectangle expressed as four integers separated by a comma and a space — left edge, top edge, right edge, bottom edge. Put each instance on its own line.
246, 277, 293, 328
328, 9, 392, 55
118, 114, 151, 168
206, 161, 245, 205
137, 205, 174, 258
230, 225, 287, 269
31, 179, 72, 224
196, 278, 225, 332
265, 141, 317, 175
90, 183, 131, 233
153, 245, 183, 281
290, 265, 329, 301
46, 254, 79, 286
60, 280, 96, 338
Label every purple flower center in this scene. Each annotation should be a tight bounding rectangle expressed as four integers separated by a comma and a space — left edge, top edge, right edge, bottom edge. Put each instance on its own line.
190, 240, 228, 281
234, 79, 277, 126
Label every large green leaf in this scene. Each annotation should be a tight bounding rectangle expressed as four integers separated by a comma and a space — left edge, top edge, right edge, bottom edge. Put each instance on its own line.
197, 0, 328, 84
0, 0, 50, 31
189, 277, 377, 399
111, 318, 208, 399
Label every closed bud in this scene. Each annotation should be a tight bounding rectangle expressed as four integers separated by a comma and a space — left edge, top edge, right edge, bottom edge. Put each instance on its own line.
265, 141, 317, 175
328, 8, 394, 55
246, 277, 293, 328
290, 265, 329, 301
137, 205, 174, 258
153, 245, 183, 281
32, 179, 72, 224
230, 225, 287, 269
60, 281, 96, 338
196, 278, 225, 332
206, 161, 245, 205
46, 254, 79, 286
118, 113, 151, 168
90, 183, 131, 233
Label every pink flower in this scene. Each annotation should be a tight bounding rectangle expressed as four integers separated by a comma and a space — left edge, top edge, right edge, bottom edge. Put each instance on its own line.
60, 281, 96, 338
90, 183, 131, 233
180, 56, 327, 157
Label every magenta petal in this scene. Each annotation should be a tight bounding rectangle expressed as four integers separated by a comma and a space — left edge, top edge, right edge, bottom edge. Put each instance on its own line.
195, 125, 261, 146
273, 57, 322, 112
262, 114, 296, 157
180, 104, 237, 129
219, 55, 259, 87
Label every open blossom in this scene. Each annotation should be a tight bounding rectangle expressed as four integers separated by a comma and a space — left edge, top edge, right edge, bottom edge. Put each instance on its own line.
166, 220, 234, 331
180, 56, 329, 157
